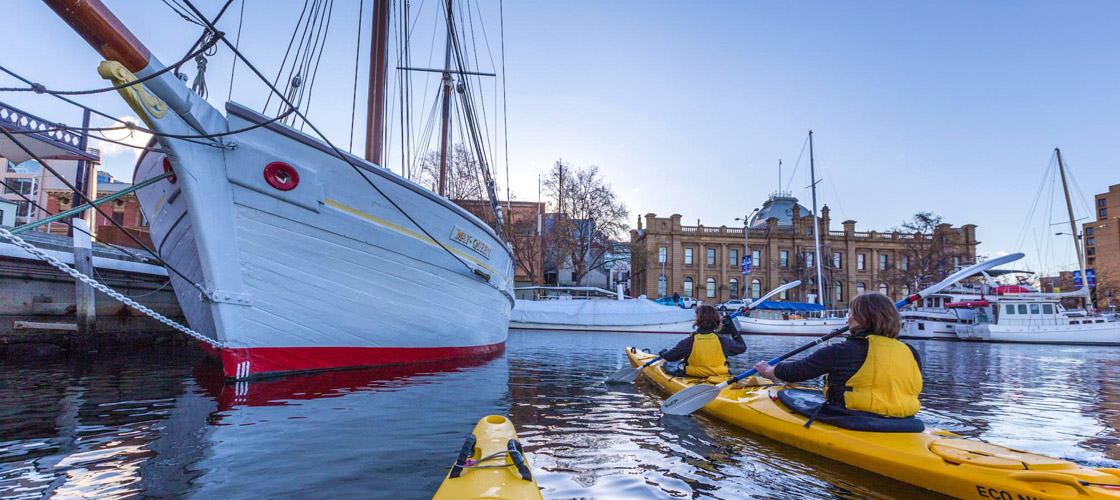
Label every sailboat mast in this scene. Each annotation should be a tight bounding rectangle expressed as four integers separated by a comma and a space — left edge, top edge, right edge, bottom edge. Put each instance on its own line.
1055, 148, 1093, 311
364, 0, 391, 165
808, 131, 825, 307
436, 0, 454, 197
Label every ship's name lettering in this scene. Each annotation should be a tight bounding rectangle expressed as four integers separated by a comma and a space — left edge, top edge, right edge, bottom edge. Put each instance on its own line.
450, 226, 492, 259
974, 485, 1042, 500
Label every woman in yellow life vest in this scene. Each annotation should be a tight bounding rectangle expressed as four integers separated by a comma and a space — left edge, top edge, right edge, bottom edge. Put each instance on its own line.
753, 292, 923, 418
660, 305, 746, 378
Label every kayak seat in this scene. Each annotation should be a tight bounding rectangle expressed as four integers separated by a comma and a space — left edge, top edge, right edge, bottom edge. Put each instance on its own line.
777, 388, 925, 433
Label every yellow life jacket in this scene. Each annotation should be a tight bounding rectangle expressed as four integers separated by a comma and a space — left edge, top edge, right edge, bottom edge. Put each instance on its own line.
685, 332, 729, 378
837, 335, 922, 417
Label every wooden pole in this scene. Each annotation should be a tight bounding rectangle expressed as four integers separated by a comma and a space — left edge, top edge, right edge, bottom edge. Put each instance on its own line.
72, 218, 96, 349
40, 0, 151, 72
437, 0, 454, 197
364, 0, 390, 165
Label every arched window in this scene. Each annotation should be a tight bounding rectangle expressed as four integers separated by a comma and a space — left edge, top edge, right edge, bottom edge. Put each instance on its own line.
857, 282, 866, 295
879, 283, 888, 296
729, 279, 739, 299
835, 282, 843, 301
751, 279, 761, 299
779, 279, 788, 299
706, 278, 716, 298
901, 285, 910, 297
683, 277, 694, 297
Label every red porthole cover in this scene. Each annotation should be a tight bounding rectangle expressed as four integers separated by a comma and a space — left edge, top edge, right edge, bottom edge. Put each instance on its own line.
162, 157, 177, 184
263, 162, 300, 191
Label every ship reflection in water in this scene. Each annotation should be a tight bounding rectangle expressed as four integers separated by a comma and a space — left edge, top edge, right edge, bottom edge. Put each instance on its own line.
4, 332, 1120, 499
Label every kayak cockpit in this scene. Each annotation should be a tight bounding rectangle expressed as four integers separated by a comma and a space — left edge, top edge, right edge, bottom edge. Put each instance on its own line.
776, 388, 926, 433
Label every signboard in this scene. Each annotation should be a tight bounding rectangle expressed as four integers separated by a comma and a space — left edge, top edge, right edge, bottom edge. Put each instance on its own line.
741, 255, 753, 275
1073, 269, 1096, 287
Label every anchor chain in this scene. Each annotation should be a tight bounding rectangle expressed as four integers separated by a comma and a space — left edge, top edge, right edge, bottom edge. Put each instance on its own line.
0, 226, 222, 348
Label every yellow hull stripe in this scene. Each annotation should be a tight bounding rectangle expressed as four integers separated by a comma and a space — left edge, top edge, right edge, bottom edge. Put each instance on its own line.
324, 198, 507, 282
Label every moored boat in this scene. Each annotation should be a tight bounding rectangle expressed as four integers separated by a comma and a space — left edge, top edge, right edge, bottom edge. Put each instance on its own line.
42, 0, 514, 378
510, 287, 695, 334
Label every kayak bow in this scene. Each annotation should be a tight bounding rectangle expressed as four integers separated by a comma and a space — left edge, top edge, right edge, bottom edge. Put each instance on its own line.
432, 415, 544, 500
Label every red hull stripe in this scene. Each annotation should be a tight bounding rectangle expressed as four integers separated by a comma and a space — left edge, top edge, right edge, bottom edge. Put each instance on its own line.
199, 341, 506, 378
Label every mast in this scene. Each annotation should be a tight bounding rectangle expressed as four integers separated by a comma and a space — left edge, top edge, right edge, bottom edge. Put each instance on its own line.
1055, 148, 1093, 311
364, 0, 391, 165
436, 0, 454, 197
809, 131, 825, 307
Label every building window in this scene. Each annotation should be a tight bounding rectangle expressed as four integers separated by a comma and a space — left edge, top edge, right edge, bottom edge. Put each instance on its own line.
833, 252, 842, 269
805, 252, 814, 268
1101, 208, 1108, 218
706, 278, 716, 298
901, 256, 909, 271
684, 248, 693, 265
729, 249, 739, 267
658, 247, 667, 263
1088, 257, 1095, 266
1087, 237, 1094, 245
835, 282, 843, 301
1088, 247, 1095, 256
1100, 198, 1108, 207
707, 248, 716, 266
879, 254, 887, 270
752, 250, 761, 267
729, 279, 739, 299
807, 225, 813, 235
779, 279, 789, 299
683, 277, 694, 297
857, 282, 866, 295
751, 279, 761, 299
857, 253, 866, 270
780, 250, 789, 267
657, 275, 666, 296
3, 178, 35, 196
1087, 228, 1095, 236
16, 200, 32, 218
901, 285, 910, 297
879, 283, 888, 296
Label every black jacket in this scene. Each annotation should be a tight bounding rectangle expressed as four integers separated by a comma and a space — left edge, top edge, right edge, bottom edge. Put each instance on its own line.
772, 331, 922, 407
661, 319, 746, 362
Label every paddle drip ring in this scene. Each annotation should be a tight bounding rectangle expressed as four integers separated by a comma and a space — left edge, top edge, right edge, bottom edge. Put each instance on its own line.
162, 157, 177, 184
263, 162, 299, 191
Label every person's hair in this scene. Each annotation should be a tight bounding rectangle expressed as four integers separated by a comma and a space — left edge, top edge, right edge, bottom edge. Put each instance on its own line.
849, 293, 901, 338
694, 305, 721, 332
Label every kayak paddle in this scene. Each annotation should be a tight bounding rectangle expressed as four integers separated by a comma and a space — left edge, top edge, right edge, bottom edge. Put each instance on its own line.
660, 253, 1025, 415
604, 280, 802, 384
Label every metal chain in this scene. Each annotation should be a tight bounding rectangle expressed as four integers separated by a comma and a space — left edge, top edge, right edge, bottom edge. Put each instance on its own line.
0, 227, 221, 348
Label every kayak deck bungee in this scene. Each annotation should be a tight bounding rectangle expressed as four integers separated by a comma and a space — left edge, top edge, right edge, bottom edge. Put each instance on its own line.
626, 347, 1120, 500
432, 414, 544, 500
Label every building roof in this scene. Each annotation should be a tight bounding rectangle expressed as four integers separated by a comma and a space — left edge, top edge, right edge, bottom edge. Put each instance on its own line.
750, 191, 812, 228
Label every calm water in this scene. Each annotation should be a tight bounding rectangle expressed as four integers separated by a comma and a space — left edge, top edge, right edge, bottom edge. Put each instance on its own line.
3, 332, 1120, 499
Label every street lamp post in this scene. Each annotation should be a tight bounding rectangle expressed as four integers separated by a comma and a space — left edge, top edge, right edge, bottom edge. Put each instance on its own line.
735, 209, 759, 299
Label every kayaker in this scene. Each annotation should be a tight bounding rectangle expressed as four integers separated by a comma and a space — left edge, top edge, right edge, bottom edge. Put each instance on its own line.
660, 305, 746, 377
753, 292, 923, 418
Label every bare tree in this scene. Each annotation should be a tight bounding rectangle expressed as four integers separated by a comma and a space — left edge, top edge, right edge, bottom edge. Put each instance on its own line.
542, 160, 629, 285
884, 212, 969, 292
415, 143, 486, 200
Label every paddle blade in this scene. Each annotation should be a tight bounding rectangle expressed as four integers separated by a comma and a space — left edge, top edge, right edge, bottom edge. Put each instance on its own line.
661, 383, 723, 415
605, 367, 641, 384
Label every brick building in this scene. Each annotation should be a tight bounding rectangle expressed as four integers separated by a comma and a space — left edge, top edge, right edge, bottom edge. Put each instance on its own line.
629, 192, 978, 308
45, 171, 151, 248
1083, 183, 1120, 309
453, 199, 546, 290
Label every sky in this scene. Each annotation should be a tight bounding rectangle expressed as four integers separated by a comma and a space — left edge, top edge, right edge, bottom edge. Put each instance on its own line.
4, 1, 1117, 277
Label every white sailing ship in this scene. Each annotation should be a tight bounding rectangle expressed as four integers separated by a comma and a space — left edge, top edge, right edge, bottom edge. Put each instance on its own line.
44, 0, 514, 378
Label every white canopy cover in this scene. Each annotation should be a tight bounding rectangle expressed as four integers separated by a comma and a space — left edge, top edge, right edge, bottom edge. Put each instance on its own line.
510, 299, 696, 327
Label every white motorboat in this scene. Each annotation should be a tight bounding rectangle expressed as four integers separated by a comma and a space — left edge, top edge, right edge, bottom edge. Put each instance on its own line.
509, 287, 695, 334
734, 301, 847, 337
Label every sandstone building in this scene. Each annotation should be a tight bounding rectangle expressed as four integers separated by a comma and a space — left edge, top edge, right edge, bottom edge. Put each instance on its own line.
630, 193, 978, 308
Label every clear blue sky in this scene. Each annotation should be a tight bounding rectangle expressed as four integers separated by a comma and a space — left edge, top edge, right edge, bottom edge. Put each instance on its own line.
5, 1, 1117, 276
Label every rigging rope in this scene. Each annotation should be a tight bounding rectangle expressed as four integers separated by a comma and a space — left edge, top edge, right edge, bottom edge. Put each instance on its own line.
349, 0, 364, 152
178, 0, 494, 280
227, 0, 246, 102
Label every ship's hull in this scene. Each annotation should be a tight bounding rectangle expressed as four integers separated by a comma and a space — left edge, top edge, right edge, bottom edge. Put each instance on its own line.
899, 309, 973, 340
733, 317, 848, 336
956, 319, 1120, 345
508, 320, 695, 334
134, 103, 513, 379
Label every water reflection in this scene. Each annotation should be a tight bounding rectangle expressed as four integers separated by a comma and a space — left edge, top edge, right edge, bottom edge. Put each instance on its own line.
3, 333, 1120, 499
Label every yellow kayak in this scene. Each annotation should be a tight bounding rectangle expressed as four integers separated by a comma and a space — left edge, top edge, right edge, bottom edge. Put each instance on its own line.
626, 347, 1120, 499
432, 415, 544, 500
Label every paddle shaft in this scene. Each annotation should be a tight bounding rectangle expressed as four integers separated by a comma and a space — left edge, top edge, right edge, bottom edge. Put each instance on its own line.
729, 293, 927, 384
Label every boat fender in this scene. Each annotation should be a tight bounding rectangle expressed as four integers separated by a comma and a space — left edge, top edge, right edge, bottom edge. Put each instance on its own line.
507, 439, 533, 481
263, 162, 300, 191
162, 157, 177, 184
448, 433, 477, 479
